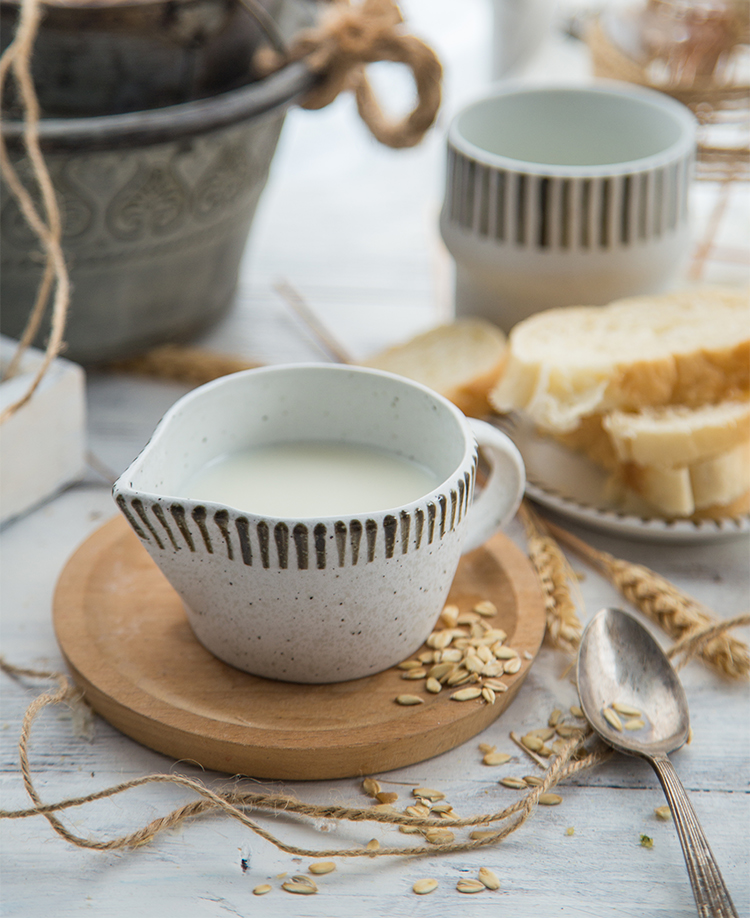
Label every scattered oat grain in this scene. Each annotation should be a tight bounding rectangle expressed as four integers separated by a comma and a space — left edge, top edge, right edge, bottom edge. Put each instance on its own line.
456, 878, 486, 893
425, 676, 442, 694
603, 707, 623, 731
478, 867, 500, 890
483, 678, 508, 692
500, 777, 528, 789
430, 803, 454, 814
570, 705, 584, 718
396, 694, 424, 706
282, 876, 318, 894
405, 803, 431, 818
451, 686, 483, 701
483, 751, 511, 766
523, 775, 544, 786
464, 654, 484, 674
655, 805, 672, 821
479, 661, 504, 678
308, 861, 336, 875
473, 600, 497, 617
402, 668, 427, 680
366, 838, 379, 850
521, 734, 544, 752
253, 884, 272, 895
413, 878, 438, 895
425, 830, 455, 844
362, 778, 381, 796
548, 708, 562, 726
427, 630, 453, 649
538, 793, 563, 805
529, 727, 555, 741
413, 787, 445, 801
482, 687, 496, 704
397, 659, 422, 670
376, 791, 398, 804
624, 718, 645, 731
612, 702, 642, 717
428, 662, 454, 681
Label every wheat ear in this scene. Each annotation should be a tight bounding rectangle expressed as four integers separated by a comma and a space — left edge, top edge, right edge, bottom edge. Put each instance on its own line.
518, 502, 583, 653
545, 520, 749, 679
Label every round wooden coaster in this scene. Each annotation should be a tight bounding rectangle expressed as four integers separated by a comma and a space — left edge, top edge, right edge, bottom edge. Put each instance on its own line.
53, 515, 545, 780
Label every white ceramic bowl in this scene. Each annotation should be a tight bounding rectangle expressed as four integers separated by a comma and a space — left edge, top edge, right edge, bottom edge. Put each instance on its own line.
113, 364, 524, 683
440, 81, 697, 331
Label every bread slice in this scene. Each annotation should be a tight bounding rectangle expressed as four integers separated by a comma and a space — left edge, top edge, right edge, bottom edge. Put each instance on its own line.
619, 439, 750, 517
362, 319, 507, 417
557, 398, 750, 469
489, 287, 750, 433
604, 399, 750, 468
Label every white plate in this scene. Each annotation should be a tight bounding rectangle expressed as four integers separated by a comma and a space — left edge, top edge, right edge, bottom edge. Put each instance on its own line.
491, 414, 750, 543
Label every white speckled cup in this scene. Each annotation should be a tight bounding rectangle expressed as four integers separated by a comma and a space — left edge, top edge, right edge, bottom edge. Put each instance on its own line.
113, 363, 524, 683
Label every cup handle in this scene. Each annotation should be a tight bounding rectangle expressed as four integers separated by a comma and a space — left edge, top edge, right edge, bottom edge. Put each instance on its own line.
462, 418, 525, 553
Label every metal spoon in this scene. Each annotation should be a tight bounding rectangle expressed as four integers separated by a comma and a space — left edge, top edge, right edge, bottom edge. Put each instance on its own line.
577, 607, 737, 918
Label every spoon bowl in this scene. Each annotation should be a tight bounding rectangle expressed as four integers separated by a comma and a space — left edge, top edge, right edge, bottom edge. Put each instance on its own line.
577, 608, 737, 918
577, 606, 689, 758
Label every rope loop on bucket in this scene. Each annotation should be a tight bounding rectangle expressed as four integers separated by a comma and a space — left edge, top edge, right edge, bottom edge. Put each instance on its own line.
255, 0, 442, 149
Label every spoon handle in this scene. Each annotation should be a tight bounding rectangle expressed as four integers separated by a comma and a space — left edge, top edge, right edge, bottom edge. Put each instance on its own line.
648, 753, 737, 918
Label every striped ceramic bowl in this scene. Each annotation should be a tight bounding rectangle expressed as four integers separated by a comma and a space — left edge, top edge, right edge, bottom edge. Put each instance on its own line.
440, 81, 696, 331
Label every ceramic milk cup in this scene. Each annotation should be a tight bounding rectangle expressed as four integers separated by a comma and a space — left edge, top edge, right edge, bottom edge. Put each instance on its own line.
440, 82, 697, 332
113, 364, 525, 683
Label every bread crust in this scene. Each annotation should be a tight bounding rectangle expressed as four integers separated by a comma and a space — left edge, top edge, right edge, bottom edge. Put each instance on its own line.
363, 319, 507, 417
490, 287, 750, 431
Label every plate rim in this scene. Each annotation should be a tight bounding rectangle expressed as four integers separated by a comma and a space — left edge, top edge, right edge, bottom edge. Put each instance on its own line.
492, 414, 750, 543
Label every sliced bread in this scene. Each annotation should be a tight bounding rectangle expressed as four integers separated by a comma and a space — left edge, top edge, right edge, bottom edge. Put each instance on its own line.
489, 287, 750, 433
557, 398, 750, 470
618, 439, 750, 518
603, 399, 750, 468
362, 318, 507, 417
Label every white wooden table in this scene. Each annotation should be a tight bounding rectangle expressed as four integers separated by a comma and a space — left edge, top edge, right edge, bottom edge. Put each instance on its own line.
2, 2, 749, 916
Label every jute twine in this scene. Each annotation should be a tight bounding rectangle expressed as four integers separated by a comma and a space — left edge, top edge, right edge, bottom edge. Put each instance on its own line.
0, 0, 442, 420
254, 0, 442, 149
0, 0, 69, 424
0, 657, 610, 857
1, 600, 746, 858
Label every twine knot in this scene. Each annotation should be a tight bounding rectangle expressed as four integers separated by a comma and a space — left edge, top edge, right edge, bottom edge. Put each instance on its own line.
256, 0, 442, 148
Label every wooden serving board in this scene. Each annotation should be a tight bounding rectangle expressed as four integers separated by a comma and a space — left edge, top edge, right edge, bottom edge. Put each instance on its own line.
53, 515, 546, 780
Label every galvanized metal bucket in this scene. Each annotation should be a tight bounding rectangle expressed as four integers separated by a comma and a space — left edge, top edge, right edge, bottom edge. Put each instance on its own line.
0, 0, 317, 363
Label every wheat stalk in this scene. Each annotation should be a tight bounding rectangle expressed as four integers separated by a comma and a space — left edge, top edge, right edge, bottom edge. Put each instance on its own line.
545, 520, 750, 680
518, 502, 582, 653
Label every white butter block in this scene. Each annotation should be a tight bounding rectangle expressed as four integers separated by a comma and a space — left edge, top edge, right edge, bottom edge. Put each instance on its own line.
0, 337, 87, 525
